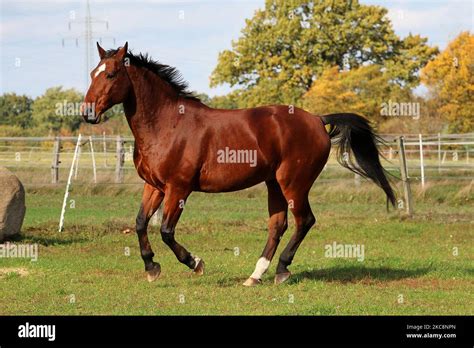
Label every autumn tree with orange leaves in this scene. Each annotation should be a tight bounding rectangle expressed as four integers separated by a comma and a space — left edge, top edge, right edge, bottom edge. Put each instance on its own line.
421, 32, 474, 133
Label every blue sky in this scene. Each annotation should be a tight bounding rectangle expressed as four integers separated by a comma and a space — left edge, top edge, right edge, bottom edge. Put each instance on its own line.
0, 0, 472, 98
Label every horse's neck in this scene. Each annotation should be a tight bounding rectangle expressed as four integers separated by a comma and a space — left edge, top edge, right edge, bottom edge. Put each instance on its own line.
123, 67, 178, 146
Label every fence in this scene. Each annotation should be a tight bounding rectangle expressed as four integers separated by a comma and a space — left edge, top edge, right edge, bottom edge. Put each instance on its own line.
0, 135, 137, 186
382, 133, 474, 183
324, 132, 474, 184
0, 133, 473, 186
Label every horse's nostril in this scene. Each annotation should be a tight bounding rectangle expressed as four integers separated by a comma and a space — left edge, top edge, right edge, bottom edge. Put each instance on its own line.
83, 107, 95, 120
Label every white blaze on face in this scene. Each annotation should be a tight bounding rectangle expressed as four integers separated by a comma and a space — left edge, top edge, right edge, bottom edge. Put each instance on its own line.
250, 257, 270, 280
94, 63, 106, 78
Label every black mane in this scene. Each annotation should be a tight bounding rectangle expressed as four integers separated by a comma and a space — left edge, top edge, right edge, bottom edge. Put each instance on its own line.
105, 48, 199, 101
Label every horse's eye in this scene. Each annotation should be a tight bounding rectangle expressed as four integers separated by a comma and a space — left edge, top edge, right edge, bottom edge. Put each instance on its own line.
106, 72, 117, 79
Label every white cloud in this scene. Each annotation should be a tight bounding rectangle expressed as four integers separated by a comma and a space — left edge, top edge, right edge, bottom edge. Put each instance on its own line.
387, 2, 472, 47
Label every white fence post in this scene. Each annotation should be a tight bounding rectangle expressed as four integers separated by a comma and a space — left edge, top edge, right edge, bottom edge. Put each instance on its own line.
89, 136, 97, 184
437, 132, 441, 173
59, 134, 82, 232
115, 135, 124, 183
398, 136, 414, 216
103, 131, 107, 167
354, 173, 361, 187
419, 133, 425, 188
151, 204, 163, 226
74, 145, 81, 180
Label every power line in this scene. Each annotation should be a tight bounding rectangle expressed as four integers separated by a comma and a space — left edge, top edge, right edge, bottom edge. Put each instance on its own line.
61, 0, 116, 89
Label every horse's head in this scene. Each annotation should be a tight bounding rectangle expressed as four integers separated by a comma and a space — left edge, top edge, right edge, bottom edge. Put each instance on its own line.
81, 42, 131, 124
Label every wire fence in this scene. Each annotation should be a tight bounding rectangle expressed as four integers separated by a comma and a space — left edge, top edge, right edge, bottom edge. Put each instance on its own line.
0, 133, 473, 186
379, 133, 474, 182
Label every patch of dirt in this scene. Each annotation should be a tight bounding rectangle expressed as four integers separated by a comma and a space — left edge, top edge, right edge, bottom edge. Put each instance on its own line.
0, 267, 29, 278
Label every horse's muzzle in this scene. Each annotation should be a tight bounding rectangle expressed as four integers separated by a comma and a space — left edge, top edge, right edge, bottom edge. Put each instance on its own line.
80, 103, 101, 124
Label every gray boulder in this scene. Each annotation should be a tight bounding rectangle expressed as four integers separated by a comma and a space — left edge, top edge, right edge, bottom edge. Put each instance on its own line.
0, 167, 26, 241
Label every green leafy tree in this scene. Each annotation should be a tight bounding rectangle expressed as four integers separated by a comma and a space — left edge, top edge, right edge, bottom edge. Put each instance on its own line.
0, 93, 34, 129
211, 0, 437, 106
385, 34, 439, 88
32, 87, 83, 133
209, 92, 240, 109
192, 92, 212, 106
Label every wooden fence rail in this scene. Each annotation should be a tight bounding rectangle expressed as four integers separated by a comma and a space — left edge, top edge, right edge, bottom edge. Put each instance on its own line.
1, 133, 473, 186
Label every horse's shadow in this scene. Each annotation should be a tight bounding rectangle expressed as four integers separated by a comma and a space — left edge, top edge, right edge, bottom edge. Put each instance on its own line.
216, 265, 431, 287
5, 233, 87, 246
288, 265, 432, 285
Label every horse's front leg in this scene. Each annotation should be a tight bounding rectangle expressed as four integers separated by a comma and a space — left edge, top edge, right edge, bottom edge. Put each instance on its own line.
136, 183, 164, 282
160, 185, 205, 275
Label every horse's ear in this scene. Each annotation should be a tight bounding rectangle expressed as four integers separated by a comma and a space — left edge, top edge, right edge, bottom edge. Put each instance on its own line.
97, 42, 106, 59
116, 42, 128, 61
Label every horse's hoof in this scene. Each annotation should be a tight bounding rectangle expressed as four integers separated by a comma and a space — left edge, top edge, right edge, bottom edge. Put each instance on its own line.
243, 277, 261, 287
146, 263, 161, 282
193, 259, 205, 276
274, 272, 291, 285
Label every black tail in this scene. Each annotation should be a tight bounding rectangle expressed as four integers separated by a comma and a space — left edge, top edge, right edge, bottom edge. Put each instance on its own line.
321, 113, 396, 207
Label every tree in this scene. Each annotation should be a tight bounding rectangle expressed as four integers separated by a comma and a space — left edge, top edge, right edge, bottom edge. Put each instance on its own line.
193, 92, 212, 106
209, 92, 240, 109
384, 34, 438, 88
421, 32, 474, 133
0, 93, 34, 129
303, 65, 409, 120
210, 0, 437, 106
304, 66, 354, 115
303, 64, 450, 133
32, 87, 83, 133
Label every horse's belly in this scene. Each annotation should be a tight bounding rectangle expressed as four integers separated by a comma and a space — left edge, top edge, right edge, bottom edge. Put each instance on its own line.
197, 163, 271, 193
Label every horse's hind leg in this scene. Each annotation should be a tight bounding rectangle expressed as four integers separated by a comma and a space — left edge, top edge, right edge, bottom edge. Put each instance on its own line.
136, 183, 164, 282
160, 185, 204, 275
243, 180, 288, 286
274, 190, 315, 285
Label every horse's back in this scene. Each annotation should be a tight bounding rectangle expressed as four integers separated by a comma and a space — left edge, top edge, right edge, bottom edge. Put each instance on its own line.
194, 105, 331, 192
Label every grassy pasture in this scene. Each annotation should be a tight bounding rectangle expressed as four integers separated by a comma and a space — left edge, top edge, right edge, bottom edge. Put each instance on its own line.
0, 179, 473, 315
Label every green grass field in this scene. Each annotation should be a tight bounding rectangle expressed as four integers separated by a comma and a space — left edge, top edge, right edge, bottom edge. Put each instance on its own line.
0, 180, 473, 315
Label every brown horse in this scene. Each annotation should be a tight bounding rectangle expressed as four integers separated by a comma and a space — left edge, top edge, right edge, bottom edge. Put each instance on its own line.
82, 43, 395, 286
